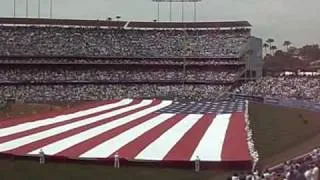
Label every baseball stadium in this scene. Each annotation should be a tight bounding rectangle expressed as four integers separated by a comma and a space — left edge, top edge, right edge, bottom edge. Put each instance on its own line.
0, 0, 319, 180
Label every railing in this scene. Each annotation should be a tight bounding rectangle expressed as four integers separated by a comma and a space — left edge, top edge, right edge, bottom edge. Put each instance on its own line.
0, 17, 251, 30
0, 80, 235, 86
227, 93, 264, 103
229, 93, 320, 112
268, 147, 319, 173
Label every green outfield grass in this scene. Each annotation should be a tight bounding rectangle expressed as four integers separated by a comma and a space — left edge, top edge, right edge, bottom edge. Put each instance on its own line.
250, 103, 320, 168
0, 159, 234, 180
0, 102, 320, 179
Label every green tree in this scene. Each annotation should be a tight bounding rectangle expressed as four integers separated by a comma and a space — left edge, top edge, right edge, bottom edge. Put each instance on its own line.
283, 41, 292, 52
300, 44, 320, 60
263, 43, 269, 54
266, 38, 275, 54
288, 46, 298, 55
270, 45, 277, 55
274, 50, 284, 56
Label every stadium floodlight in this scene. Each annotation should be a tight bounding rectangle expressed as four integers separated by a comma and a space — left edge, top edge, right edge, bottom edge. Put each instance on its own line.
152, 0, 202, 22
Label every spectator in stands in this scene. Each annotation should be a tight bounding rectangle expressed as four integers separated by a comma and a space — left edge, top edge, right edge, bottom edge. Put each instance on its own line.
263, 169, 271, 179
231, 173, 240, 180
229, 148, 320, 180
235, 76, 320, 101
238, 172, 246, 180
311, 164, 319, 180
0, 84, 231, 103
245, 172, 254, 180
284, 161, 292, 175
0, 67, 239, 83
305, 165, 313, 180
0, 57, 245, 65
311, 147, 320, 162
290, 166, 307, 180
0, 26, 249, 58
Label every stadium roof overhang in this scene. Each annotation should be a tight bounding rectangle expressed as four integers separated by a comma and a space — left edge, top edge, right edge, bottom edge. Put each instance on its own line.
0, 18, 251, 30
153, 0, 202, 2
126, 21, 251, 30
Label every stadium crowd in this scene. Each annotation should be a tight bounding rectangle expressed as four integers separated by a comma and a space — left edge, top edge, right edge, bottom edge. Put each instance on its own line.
1, 24, 319, 104
235, 76, 320, 101
0, 24, 248, 104
0, 58, 244, 65
2, 73, 320, 103
0, 84, 231, 103
228, 147, 320, 180
0, 67, 238, 83
0, 26, 249, 57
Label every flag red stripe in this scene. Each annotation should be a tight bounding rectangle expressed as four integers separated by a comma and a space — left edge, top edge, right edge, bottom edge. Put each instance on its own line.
221, 112, 251, 161
56, 113, 159, 158
0, 100, 141, 144
5, 100, 161, 155
114, 114, 187, 160
163, 113, 216, 161
0, 99, 119, 128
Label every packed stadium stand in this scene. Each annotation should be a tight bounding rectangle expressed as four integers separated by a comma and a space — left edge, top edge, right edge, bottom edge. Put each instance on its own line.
0, 17, 263, 104
227, 147, 320, 179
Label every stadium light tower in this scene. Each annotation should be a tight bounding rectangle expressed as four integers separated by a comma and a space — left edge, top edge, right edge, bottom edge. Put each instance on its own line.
152, 0, 202, 22
50, 0, 53, 18
38, 0, 41, 18
13, 0, 16, 17
26, 0, 29, 17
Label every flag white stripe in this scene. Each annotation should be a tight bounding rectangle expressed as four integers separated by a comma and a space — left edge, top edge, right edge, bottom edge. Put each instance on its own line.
79, 113, 175, 159
135, 114, 202, 161
0, 99, 133, 138
0, 100, 155, 152
190, 114, 231, 161
28, 100, 172, 156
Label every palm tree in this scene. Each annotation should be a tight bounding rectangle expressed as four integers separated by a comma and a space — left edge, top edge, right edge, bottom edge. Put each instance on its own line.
283, 41, 292, 52
266, 38, 275, 54
270, 45, 277, 55
263, 43, 269, 53
107, 17, 112, 21
153, 19, 157, 22
266, 38, 275, 46
116, 16, 121, 21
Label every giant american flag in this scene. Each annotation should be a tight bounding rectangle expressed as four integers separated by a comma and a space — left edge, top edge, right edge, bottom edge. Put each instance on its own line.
0, 99, 251, 162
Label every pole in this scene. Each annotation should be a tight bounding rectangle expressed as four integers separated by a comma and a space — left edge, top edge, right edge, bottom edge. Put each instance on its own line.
13, 0, 16, 17
169, 0, 172, 22
157, 1, 160, 22
193, 2, 196, 22
181, 0, 184, 22
26, 0, 29, 17
38, 0, 41, 18
50, 0, 53, 18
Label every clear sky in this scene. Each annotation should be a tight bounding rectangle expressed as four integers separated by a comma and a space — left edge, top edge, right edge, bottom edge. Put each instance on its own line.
0, 0, 319, 48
